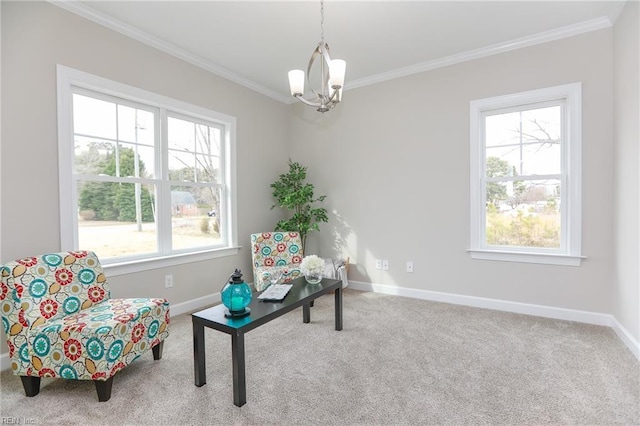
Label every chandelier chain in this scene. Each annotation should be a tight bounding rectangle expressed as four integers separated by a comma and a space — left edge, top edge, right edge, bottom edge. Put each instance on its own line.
320, 0, 325, 42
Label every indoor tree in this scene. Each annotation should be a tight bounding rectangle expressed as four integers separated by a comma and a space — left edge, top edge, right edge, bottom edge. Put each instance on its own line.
270, 159, 328, 253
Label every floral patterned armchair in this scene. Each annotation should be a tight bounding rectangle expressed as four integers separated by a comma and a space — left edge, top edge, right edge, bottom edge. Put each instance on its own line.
0, 250, 170, 401
250, 232, 303, 291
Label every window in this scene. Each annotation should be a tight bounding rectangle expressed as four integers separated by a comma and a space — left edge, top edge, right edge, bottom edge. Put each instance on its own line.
469, 83, 582, 266
57, 66, 238, 274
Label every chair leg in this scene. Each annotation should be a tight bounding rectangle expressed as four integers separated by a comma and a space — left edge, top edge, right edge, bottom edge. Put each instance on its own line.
94, 377, 114, 402
20, 376, 41, 397
152, 341, 164, 360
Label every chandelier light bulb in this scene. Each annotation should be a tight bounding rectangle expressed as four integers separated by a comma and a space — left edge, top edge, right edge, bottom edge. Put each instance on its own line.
288, 70, 305, 96
329, 59, 346, 89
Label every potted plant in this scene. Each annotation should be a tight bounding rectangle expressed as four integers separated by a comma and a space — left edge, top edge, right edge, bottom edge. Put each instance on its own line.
270, 159, 328, 253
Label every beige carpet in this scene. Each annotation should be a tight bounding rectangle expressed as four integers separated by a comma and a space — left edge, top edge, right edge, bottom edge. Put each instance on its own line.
1, 290, 638, 425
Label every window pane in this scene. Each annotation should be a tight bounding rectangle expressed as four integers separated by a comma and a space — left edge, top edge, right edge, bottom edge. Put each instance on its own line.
78, 181, 157, 258
195, 124, 210, 154
210, 127, 221, 155
118, 143, 155, 178
168, 117, 194, 151
486, 106, 561, 147
485, 111, 521, 147
195, 154, 220, 183
485, 179, 561, 248
521, 106, 561, 143
485, 105, 562, 176
74, 137, 115, 175
171, 186, 222, 250
169, 150, 195, 181
169, 117, 221, 183
521, 143, 560, 175
194, 124, 222, 156
486, 142, 560, 176
117, 105, 155, 145
485, 179, 509, 205
73, 94, 116, 139
117, 105, 136, 143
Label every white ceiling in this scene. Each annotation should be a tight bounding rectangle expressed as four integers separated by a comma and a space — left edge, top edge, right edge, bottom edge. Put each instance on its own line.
54, 1, 626, 103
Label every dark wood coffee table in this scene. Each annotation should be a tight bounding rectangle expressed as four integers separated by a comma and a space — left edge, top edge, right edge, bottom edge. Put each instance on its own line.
192, 277, 343, 406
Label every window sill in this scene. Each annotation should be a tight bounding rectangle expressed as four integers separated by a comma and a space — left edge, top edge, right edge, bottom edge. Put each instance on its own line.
103, 246, 241, 276
468, 249, 584, 266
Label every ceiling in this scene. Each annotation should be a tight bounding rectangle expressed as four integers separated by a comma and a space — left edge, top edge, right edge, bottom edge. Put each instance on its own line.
54, 1, 626, 104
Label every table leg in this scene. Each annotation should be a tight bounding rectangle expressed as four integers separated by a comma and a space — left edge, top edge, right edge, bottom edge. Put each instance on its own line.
231, 331, 246, 407
303, 303, 311, 323
193, 320, 206, 386
335, 286, 343, 331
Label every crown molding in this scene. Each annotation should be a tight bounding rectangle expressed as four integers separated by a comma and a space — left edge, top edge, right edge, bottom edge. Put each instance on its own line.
346, 16, 613, 91
50, 1, 614, 105
49, 0, 291, 104
607, 0, 628, 24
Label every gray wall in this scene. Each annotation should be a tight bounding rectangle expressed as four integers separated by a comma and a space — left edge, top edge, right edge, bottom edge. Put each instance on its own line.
613, 1, 640, 342
1, 2, 289, 352
289, 29, 615, 314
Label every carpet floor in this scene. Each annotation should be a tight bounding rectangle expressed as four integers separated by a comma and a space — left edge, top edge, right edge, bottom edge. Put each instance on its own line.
1, 289, 638, 425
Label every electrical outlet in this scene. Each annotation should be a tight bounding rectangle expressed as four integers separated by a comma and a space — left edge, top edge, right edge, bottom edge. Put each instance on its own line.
375, 259, 382, 270
382, 259, 389, 271
165, 274, 173, 288
406, 261, 414, 273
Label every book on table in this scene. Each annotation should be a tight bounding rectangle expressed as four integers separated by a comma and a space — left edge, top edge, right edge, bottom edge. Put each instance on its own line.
258, 284, 293, 301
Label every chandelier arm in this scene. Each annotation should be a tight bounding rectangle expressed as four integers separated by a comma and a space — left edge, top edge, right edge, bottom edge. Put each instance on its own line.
293, 94, 323, 109
326, 87, 340, 103
319, 42, 332, 99
319, 42, 332, 68
307, 43, 332, 101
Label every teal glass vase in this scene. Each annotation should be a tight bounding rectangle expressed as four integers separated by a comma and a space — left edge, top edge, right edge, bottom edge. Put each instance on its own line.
221, 269, 252, 318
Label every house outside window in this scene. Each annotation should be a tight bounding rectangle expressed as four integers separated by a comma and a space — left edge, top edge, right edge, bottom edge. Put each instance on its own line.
57, 66, 238, 275
469, 83, 583, 266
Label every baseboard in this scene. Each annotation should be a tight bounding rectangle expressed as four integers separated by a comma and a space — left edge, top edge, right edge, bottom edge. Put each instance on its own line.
168, 292, 221, 317
349, 280, 640, 361
610, 316, 640, 360
0, 352, 8, 372
0, 293, 221, 372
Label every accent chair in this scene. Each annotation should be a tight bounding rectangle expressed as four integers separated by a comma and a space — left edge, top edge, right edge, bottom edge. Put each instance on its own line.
0, 250, 170, 401
250, 232, 303, 291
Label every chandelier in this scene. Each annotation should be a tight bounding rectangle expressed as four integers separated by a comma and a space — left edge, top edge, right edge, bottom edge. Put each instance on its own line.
288, 0, 346, 113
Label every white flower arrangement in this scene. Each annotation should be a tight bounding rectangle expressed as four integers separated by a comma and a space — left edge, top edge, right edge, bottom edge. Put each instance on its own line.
299, 255, 324, 275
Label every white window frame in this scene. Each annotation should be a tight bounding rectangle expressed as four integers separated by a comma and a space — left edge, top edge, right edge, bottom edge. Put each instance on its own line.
57, 65, 238, 276
469, 83, 583, 266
